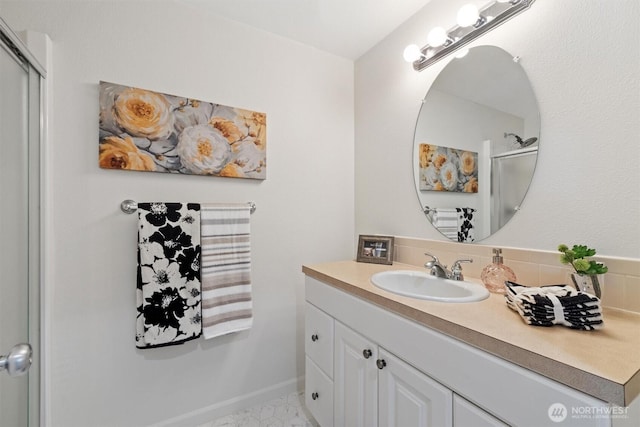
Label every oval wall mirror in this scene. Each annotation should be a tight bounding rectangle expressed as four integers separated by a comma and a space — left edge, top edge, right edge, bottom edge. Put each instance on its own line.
413, 45, 540, 243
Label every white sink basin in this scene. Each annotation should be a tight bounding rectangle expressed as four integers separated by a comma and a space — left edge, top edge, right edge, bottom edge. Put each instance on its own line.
370, 270, 489, 303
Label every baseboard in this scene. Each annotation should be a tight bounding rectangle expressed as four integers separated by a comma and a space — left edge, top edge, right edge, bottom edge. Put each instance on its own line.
152, 376, 305, 427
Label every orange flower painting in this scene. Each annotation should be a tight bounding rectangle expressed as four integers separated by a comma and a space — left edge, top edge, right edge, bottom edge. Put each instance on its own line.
418, 143, 478, 192
99, 81, 266, 180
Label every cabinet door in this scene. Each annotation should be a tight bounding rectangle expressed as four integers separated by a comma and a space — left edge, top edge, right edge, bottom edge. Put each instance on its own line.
334, 321, 378, 427
453, 394, 508, 427
378, 349, 453, 427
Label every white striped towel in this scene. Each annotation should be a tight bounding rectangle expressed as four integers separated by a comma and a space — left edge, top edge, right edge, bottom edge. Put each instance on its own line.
201, 204, 253, 339
432, 208, 458, 240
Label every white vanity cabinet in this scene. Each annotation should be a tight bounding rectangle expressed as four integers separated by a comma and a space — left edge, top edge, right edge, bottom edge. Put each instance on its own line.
305, 275, 618, 427
308, 307, 455, 427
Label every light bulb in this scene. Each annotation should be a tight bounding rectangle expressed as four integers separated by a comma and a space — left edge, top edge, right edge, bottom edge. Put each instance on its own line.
403, 44, 423, 62
457, 4, 480, 27
427, 27, 448, 47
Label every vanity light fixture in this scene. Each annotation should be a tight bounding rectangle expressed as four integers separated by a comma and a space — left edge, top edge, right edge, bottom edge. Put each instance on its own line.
404, 0, 535, 71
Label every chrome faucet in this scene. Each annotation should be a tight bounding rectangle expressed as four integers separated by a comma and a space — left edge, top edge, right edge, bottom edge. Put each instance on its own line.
424, 253, 473, 281
424, 252, 449, 278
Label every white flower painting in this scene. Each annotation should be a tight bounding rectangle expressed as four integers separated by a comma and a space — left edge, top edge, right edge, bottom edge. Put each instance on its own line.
99, 81, 266, 180
418, 143, 478, 192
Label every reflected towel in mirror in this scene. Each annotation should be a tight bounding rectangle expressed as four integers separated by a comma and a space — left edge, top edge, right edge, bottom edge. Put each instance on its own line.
456, 207, 475, 243
430, 208, 475, 242
432, 208, 458, 240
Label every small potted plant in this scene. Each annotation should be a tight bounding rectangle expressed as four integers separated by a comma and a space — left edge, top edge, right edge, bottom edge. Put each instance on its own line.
558, 244, 608, 297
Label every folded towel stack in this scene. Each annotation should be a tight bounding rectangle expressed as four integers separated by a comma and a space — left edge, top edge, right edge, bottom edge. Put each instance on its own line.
505, 281, 603, 330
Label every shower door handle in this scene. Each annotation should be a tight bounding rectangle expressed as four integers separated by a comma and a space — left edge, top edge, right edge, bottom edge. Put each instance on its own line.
0, 343, 32, 377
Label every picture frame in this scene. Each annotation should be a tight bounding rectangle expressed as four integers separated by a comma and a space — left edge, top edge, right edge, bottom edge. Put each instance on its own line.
98, 81, 267, 180
356, 235, 395, 265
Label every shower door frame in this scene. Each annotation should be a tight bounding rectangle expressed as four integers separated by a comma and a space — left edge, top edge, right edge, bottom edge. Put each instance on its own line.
0, 17, 46, 427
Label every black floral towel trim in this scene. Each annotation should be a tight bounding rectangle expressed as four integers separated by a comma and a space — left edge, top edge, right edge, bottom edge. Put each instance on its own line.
136, 202, 202, 349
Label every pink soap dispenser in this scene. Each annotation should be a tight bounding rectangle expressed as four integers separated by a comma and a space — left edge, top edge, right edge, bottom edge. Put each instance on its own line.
481, 248, 516, 294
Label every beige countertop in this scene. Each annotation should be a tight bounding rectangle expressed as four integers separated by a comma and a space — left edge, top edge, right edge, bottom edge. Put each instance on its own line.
302, 260, 640, 407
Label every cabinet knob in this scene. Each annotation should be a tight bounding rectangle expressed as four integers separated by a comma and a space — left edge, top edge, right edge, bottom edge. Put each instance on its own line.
311, 392, 319, 400
362, 349, 372, 359
376, 359, 387, 370
311, 334, 318, 342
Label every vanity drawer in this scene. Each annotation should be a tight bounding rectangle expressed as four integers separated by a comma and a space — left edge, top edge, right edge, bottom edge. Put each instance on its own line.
305, 356, 334, 427
305, 302, 334, 377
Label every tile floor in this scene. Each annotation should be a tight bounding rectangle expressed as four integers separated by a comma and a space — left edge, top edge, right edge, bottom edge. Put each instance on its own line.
198, 391, 318, 427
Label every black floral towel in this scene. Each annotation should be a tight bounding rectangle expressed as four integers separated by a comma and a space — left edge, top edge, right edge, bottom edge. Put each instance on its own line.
136, 202, 202, 349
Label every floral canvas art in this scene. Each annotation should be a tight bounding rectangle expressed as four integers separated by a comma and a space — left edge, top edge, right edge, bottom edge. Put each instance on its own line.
99, 81, 266, 179
418, 143, 478, 192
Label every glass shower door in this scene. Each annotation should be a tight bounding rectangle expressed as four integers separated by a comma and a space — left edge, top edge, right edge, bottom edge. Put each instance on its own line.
0, 27, 40, 426
491, 150, 537, 234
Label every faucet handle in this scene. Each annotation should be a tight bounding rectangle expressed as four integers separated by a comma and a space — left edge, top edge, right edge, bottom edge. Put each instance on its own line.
424, 252, 438, 261
451, 259, 473, 281
452, 258, 473, 268
424, 252, 439, 268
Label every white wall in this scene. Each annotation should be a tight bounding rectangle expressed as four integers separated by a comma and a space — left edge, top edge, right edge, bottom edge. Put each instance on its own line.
355, 0, 640, 258
0, 1, 354, 426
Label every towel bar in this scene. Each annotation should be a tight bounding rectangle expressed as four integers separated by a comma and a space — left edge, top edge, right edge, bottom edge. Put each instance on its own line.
120, 199, 256, 215
423, 206, 477, 213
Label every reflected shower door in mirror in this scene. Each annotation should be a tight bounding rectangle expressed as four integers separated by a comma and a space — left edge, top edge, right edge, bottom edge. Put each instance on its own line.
413, 45, 540, 242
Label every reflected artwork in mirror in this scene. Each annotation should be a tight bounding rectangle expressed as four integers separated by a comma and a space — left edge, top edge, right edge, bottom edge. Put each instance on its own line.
413, 45, 540, 243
